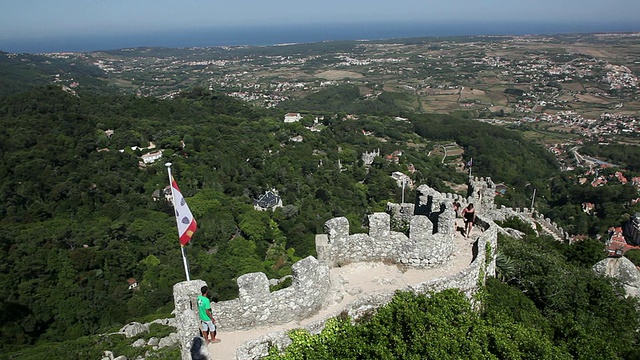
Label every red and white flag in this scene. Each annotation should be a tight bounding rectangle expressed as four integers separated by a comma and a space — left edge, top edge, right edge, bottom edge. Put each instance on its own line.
170, 177, 197, 245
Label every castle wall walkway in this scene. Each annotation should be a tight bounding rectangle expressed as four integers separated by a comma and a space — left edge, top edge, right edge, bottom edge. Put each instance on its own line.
174, 180, 505, 360
207, 219, 495, 360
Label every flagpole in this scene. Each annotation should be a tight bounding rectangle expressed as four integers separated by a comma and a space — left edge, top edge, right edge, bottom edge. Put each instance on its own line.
166, 162, 191, 281
530, 188, 536, 211
181, 246, 191, 281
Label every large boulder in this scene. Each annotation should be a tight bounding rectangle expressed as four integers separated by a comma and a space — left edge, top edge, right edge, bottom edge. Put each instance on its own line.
131, 338, 146, 348
120, 322, 149, 338
158, 333, 179, 349
593, 257, 640, 297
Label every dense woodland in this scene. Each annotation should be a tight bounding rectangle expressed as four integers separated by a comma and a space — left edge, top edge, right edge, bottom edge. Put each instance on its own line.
1, 83, 639, 359
581, 142, 640, 172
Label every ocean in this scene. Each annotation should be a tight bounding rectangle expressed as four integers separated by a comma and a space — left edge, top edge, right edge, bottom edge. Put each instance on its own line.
2, 20, 639, 54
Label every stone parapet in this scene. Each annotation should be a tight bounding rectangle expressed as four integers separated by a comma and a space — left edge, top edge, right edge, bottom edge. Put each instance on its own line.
468, 176, 496, 214
490, 205, 570, 243
386, 202, 416, 230
237, 219, 498, 360
316, 212, 454, 268
210, 256, 330, 331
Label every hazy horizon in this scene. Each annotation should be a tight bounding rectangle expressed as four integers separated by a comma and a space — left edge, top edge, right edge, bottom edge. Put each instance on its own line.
1, 20, 639, 54
2, 0, 640, 53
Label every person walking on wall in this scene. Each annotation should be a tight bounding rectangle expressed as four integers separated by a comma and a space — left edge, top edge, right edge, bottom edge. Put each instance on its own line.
198, 286, 220, 344
453, 200, 461, 218
462, 203, 476, 238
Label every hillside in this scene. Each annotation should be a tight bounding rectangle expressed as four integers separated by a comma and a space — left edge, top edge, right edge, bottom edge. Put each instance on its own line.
1, 82, 639, 359
0, 53, 109, 96
0, 84, 560, 352
1, 32, 640, 359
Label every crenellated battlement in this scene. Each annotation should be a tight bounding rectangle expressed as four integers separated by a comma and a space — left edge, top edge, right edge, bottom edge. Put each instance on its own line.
212, 256, 330, 331
468, 176, 496, 214
535, 213, 570, 242
315, 184, 466, 269
315, 211, 454, 269
491, 205, 570, 242
491, 205, 538, 232
170, 178, 562, 359
234, 216, 499, 360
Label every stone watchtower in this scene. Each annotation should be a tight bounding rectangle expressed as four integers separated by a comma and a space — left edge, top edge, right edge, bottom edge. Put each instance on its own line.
467, 176, 496, 214
173, 280, 210, 360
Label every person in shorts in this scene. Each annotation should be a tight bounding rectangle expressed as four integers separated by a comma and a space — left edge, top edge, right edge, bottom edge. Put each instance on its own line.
462, 203, 476, 238
197, 286, 220, 344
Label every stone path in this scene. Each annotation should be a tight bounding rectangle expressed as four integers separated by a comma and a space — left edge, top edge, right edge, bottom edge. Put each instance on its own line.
208, 220, 477, 360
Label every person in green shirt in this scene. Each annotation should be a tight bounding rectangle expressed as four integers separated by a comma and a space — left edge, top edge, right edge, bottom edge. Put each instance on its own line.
197, 286, 219, 344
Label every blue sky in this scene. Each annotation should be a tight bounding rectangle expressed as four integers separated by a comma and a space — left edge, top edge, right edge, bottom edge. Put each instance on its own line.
2, 0, 639, 41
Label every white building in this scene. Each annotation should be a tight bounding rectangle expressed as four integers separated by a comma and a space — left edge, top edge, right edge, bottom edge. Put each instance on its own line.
141, 150, 163, 164
391, 171, 413, 189
284, 112, 303, 123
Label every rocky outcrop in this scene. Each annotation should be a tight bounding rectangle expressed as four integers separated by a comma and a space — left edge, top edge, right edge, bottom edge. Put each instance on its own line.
593, 257, 640, 297
120, 322, 149, 338
102, 318, 179, 360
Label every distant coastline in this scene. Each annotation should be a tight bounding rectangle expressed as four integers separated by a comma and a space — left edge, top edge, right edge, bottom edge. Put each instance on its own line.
1, 20, 639, 54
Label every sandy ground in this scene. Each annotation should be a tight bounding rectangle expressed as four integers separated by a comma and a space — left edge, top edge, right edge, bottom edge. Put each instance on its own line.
208, 219, 477, 360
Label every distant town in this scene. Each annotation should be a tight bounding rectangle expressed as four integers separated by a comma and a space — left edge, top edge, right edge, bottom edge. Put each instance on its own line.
5, 32, 640, 179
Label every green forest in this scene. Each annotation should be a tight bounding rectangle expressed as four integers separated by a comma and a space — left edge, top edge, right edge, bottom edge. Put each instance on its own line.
1, 83, 639, 359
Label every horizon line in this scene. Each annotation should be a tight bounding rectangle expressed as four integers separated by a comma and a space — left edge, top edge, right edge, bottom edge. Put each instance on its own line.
1, 20, 639, 54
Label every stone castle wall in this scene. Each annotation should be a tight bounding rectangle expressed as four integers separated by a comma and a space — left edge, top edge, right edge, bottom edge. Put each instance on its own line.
536, 214, 570, 242
315, 212, 454, 268
235, 217, 498, 360
490, 205, 569, 242
467, 176, 569, 242
490, 206, 538, 231
171, 179, 551, 359
173, 280, 210, 360
468, 176, 496, 214
210, 256, 330, 331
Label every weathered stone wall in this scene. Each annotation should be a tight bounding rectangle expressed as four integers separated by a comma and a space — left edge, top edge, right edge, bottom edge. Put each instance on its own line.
468, 176, 496, 214
535, 213, 570, 242
490, 206, 538, 232
490, 205, 569, 243
386, 202, 415, 230
173, 280, 210, 360
236, 219, 498, 360
210, 256, 330, 331
171, 180, 509, 359
315, 211, 455, 268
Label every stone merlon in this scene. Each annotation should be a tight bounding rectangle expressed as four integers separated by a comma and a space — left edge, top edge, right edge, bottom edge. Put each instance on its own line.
210, 256, 330, 331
